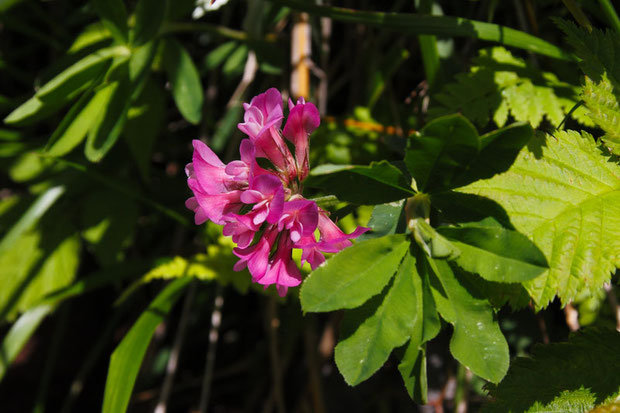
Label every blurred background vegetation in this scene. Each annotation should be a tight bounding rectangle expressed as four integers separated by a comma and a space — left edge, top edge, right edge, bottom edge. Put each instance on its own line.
0, 0, 618, 412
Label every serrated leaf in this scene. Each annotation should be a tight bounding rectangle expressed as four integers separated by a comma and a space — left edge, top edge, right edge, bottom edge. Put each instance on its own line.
430, 47, 586, 128
582, 74, 620, 155
300, 234, 409, 312
483, 328, 620, 413
427, 257, 509, 383
555, 19, 620, 88
305, 161, 414, 205
102, 278, 190, 413
437, 217, 547, 283
405, 114, 479, 193
162, 38, 203, 124
458, 130, 620, 308
334, 251, 420, 385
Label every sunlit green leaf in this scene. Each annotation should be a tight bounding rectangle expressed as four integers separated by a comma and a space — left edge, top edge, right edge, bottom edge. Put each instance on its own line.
458, 130, 620, 308
438, 217, 548, 283
91, 0, 129, 44
300, 234, 409, 312
334, 251, 420, 385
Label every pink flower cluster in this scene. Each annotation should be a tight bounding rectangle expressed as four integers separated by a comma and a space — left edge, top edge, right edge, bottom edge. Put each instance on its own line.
186, 88, 368, 296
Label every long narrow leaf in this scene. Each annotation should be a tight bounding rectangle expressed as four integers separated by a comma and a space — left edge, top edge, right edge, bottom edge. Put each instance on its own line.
101, 277, 190, 413
270, 0, 574, 61
0, 304, 53, 382
0, 186, 64, 256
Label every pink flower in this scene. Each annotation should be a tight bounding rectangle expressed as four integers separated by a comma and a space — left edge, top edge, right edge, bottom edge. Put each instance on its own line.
240, 174, 285, 225
233, 229, 278, 282
186, 88, 368, 296
222, 213, 259, 249
296, 212, 370, 270
283, 98, 320, 181
237, 88, 283, 140
277, 199, 319, 243
258, 236, 302, 297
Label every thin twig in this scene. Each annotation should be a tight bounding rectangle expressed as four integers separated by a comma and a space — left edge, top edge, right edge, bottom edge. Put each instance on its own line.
302, 318, 325, 413
154, 282, 197, 413
198, 284, 225, 413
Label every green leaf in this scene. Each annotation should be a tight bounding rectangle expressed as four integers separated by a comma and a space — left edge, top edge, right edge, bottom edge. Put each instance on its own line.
204, 41, 238, 70
102, 278, 190, 413
35, 46, 123, 102
453, 122, 533, 188
305, 161, 414, 205
334, 251, 420, 385
45, 85, 108, 157
582, 74, 620, 155
556, 19, 620, 87
0, 186, 64, 257
300, 234, 409, 312
162, 38, 204, 124
272, 0, 574, 61
0, 214, 80, 321
131, 0, 167, 46
483, 328, 620, 413
80, 190, 138, 266
405, 114, 479, 193
398, 344, 428, 404
410, 218, 460, 260
357, 200, 406, 241
83, 78, 131, 162
0, 304, 53, 382
4, 95, 68, 126
429, 47, 589, 128
437, 217, 548, 283
458, 130, 620, 307
426, 257, 509, 383
91, 0, 129, 44
123, 78, 165, 181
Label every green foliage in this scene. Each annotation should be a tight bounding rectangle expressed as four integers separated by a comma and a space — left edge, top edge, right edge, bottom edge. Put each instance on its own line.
430, 47, 590, 128
426, 258, 509, 383
334, 251, 421, 385
300, 234, 409, 312
582, 75, 620, 155
437, 217, 548, 283
484, 328, 620, 413
162, 38, 204, 125
305, 161, 414, 205
405, 114, 479, 192
458, 130, 620, 308
102, 278, 190, 413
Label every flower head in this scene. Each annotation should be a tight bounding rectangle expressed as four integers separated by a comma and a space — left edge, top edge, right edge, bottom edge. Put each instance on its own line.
185, 88, 368, 296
